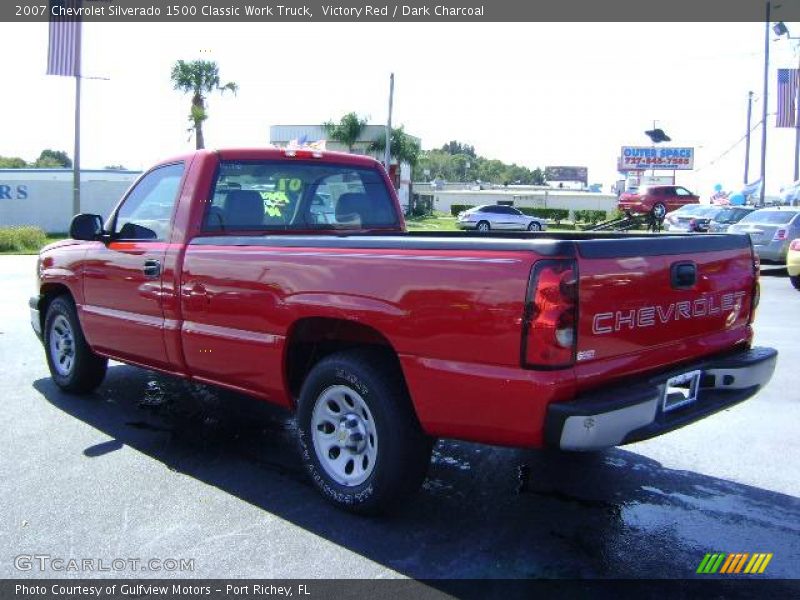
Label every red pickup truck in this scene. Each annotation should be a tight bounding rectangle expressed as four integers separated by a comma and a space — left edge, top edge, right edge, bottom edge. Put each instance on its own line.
30, 148, 777, 513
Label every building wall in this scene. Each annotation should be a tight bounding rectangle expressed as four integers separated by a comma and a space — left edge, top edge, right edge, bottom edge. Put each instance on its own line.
431, 189, 618, 216
0, 169, 141, 233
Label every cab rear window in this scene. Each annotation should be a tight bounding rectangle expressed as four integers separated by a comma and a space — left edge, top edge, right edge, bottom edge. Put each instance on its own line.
203, 160, 398, 232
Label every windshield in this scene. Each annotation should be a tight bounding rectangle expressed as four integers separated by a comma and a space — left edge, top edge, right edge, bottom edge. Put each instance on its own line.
714, 208, 752, 224
738, 210, 799, 225
203, 161, 398, 231
671, 204, 704, 215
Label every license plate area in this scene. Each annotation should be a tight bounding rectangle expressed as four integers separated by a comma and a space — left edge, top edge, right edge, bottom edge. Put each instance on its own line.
663, 370, 702, 412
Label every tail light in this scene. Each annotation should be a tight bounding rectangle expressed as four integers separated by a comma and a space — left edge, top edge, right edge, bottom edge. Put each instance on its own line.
749, 248, 760, 325
521, 259, 577, 369
773, 228, 787, 241
283, 149, 323, 159
790, 239, 800, 251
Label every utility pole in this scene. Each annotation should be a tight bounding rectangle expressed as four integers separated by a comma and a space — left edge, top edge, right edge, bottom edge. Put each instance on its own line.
745, 91, 753, 185
384, 73, 394, 173
795, 49, 800, 182
759, 1, 770, 206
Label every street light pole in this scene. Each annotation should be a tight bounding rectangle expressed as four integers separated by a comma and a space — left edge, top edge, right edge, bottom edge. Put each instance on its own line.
795, 48, 800, 181
759, 1, 770, 206
745, 91, 754, 185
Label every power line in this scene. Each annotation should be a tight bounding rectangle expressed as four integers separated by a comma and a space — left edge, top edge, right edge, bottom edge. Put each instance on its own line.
693, 114, 774, 174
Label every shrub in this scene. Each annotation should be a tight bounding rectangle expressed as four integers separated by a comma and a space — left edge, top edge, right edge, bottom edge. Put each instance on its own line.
0, 226, 48, 252
573, 210, 607, 224
517, 207, 570, 223
450, 204, 476, 216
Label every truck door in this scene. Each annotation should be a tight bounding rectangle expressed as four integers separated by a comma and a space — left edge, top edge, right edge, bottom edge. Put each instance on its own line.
81, 163, 186, 370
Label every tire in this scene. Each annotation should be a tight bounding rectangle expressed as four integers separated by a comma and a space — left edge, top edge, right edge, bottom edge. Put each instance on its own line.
44, 295, 107, 394
296, 349, 432, 514
652, 202, 667, 221
791, 274, 800, 290
476, 221, 490, 232
527, 221, 542, 232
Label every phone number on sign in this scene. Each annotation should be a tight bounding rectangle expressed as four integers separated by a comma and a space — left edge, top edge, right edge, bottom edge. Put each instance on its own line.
623, 157, 692, 166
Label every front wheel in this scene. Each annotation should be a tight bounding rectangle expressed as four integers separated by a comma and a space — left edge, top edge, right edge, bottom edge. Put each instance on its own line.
296, 349, 432, 514
527, 221, 542, 231
44, 296, 107, 393
476, 221, 490, 232
652, 202, 667, 221
791, 274, 800, 290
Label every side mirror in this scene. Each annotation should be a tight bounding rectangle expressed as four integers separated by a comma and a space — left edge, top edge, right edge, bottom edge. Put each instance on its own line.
69, 213, 104, 241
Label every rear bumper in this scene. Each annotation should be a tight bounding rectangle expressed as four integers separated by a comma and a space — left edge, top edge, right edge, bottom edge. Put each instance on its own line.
753, 241, 788, 263
29, 295, 42, 341
545, 346, 777, 451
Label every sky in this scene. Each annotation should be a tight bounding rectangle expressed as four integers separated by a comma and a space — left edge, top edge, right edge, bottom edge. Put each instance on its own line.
2, 21, 800, 196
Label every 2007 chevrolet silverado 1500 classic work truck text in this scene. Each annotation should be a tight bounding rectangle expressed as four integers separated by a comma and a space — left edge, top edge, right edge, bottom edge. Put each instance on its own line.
30, 148, 777, 513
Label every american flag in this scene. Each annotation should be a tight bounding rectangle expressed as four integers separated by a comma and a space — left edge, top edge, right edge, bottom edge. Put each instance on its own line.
47, 0, 81, 77
777, 68, 800, 128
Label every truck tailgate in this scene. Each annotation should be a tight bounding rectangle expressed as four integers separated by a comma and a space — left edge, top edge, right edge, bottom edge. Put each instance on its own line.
574, 235, 756, 390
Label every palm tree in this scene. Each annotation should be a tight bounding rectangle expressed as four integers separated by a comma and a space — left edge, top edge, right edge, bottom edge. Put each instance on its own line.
170, 60, 238, 150
322, 113, 368, 153
368, 125, 421, 167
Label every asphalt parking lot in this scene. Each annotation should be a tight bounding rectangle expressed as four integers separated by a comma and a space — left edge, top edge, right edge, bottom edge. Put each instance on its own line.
1, 255, 799, 582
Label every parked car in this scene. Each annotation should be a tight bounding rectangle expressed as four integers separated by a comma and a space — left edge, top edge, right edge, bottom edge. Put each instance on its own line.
618, 185, 699, 219
456, 204, 547, 231
663, 204, 707, 232
707, 206, 757, 232
788, 239, 800, 290
729, 207, 800, 263
30, 148, 776, 514
666, 205, 755, 233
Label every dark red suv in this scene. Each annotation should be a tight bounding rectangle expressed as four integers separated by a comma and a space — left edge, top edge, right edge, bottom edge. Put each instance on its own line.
618, 185, 699, 219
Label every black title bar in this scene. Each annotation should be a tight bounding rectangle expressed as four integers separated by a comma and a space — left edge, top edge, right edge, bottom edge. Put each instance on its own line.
5, 0, 800, 22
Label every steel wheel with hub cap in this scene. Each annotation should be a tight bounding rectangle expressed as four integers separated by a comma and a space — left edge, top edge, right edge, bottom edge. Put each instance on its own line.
296, 349, 433, 514
44, 296, 107, 393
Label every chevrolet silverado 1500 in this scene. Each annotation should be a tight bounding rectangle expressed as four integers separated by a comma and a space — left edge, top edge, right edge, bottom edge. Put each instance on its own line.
31, 148, 777, 513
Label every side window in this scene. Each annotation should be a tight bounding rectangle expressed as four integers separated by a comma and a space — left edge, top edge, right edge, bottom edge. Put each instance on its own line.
114, 163, 184, 241
676, 187, 693, 196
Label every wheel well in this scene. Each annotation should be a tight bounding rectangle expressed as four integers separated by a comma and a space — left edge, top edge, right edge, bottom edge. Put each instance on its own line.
285, 318, 403, 401
38, 283, 73, 329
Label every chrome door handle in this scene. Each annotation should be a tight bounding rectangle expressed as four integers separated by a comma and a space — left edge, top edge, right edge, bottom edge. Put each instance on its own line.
143, 259, 161, 279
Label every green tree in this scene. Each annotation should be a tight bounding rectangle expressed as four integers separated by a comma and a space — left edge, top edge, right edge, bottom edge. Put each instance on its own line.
531, 167, 547, 185
34, 149, 72, 168
0, 156, 28, 168
170, 60, 238, 150
441, 140, 476, 158
368, 125, 421, 167
323, 112, 368, 153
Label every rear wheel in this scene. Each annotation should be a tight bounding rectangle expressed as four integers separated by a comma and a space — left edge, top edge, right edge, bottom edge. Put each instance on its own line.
791, 274, 800, 290
44, 296, 107, 393
476, 221, 490, 232
296, 349, 432, 514
652, 202, 667, 221
527, 221, 541, 231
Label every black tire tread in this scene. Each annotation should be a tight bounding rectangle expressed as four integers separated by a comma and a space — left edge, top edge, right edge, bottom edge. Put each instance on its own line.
296, 348, 432, 515
44, 295, 107, 394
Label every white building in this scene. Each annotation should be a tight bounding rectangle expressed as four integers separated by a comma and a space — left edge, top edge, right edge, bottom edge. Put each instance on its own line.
269, 124, 419, 212
0, 169, 141, 233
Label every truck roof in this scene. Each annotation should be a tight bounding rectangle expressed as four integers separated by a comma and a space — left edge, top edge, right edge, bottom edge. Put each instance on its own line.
154, 148, 384, 169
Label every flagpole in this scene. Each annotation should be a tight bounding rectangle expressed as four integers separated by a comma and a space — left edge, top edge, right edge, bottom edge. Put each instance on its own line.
795, 50, 800, 182
759, 0, 770, 206
384, 73, 394, 172
72, 16, 82, 216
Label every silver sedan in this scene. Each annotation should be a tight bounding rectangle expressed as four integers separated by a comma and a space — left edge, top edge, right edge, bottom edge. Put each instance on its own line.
729, 207, 800, 263
456, 205, 547, 232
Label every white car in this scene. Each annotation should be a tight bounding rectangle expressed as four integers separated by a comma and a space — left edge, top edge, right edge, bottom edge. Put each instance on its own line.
456, 205, 547, 232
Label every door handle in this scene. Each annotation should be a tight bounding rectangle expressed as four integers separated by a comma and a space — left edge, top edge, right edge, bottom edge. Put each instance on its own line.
671, 261, 696, 289
143, 259, 161, 279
